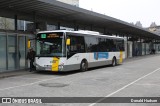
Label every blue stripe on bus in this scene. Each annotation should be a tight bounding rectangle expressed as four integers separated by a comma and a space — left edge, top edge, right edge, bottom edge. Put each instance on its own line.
94, 52, 109, 60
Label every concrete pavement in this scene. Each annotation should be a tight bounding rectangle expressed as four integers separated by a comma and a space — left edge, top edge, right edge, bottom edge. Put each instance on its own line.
0, 54, 160, 106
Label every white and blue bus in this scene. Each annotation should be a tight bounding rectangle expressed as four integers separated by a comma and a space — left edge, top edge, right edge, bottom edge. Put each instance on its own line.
34, 30, 125, 72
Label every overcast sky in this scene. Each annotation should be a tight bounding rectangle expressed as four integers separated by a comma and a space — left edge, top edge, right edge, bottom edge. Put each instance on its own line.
79, 0, 160, 27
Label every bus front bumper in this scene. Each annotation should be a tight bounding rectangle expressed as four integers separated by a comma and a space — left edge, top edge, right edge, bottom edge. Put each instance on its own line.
35, 63, 64, 72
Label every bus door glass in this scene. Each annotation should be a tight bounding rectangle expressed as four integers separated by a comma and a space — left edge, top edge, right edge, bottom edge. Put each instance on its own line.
66, 35, 85, 59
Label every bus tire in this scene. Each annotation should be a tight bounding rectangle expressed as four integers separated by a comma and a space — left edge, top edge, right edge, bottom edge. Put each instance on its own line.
112, 57, 117, 66
80, 60, 88, 71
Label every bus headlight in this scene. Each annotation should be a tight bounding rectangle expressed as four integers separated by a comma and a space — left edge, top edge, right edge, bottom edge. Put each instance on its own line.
44, 65, 52, 70
58, 63, 64, 71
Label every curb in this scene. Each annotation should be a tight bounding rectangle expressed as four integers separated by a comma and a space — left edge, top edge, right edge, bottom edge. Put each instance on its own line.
0, 70, 32, 79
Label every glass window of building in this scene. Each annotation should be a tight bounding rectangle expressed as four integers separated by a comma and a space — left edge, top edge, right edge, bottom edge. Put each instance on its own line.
60, 26, 74, 31
0, 17, 5, 29
0, 17, 15, 30
18, 35, 26, 69
8, 35, 17, 70
25, 21, 34, 32
47, 24, 57, 31
17, 20, 25, 31
0, 34, 7, 71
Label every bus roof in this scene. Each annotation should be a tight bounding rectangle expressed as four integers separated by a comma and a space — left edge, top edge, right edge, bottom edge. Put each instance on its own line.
38, 30, 124, 39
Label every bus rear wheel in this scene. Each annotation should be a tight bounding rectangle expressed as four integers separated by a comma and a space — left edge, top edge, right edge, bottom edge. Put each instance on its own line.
80, 60, 88, 71
112, 57, 117, 66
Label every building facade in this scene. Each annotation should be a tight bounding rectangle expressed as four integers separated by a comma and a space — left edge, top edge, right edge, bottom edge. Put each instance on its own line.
148, 26, 160, 35
57, 0, 79, 6
0, 16, 34, 72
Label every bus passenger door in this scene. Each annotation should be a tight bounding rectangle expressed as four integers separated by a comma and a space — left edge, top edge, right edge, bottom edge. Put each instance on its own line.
66, 35, 85, 65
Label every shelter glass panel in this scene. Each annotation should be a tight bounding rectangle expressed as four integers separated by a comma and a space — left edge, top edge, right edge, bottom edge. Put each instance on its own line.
8, 35, 17, 70
19, 36, 26, 69
0, 34, 7, 71
0, 17, 15, 30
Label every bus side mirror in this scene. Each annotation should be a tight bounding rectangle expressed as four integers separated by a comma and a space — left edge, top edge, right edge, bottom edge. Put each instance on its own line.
66, 38, 70, 45
27, 40, 31, 49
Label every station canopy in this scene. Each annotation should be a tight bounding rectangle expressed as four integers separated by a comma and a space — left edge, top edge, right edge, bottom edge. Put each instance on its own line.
0, 0, 160, 39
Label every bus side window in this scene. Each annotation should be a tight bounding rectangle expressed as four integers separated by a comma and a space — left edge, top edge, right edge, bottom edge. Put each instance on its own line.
85, 36, 98, 52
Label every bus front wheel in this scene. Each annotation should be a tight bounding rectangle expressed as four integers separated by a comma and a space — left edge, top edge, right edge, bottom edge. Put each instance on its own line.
80, 60, 88, 71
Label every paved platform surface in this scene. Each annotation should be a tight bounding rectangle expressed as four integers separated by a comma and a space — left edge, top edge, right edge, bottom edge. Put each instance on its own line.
0, 54, 160, 106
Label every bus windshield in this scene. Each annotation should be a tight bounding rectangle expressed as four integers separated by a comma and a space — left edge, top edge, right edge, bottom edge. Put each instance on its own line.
36, 32, 66, 57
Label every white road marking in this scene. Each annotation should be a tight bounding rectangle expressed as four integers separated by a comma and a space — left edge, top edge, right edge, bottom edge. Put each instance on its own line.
10, 77, 43, 80
89, 67, 160, 106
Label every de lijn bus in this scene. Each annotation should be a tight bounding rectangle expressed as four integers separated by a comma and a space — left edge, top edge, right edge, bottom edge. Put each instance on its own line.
32, 30, 125, 72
